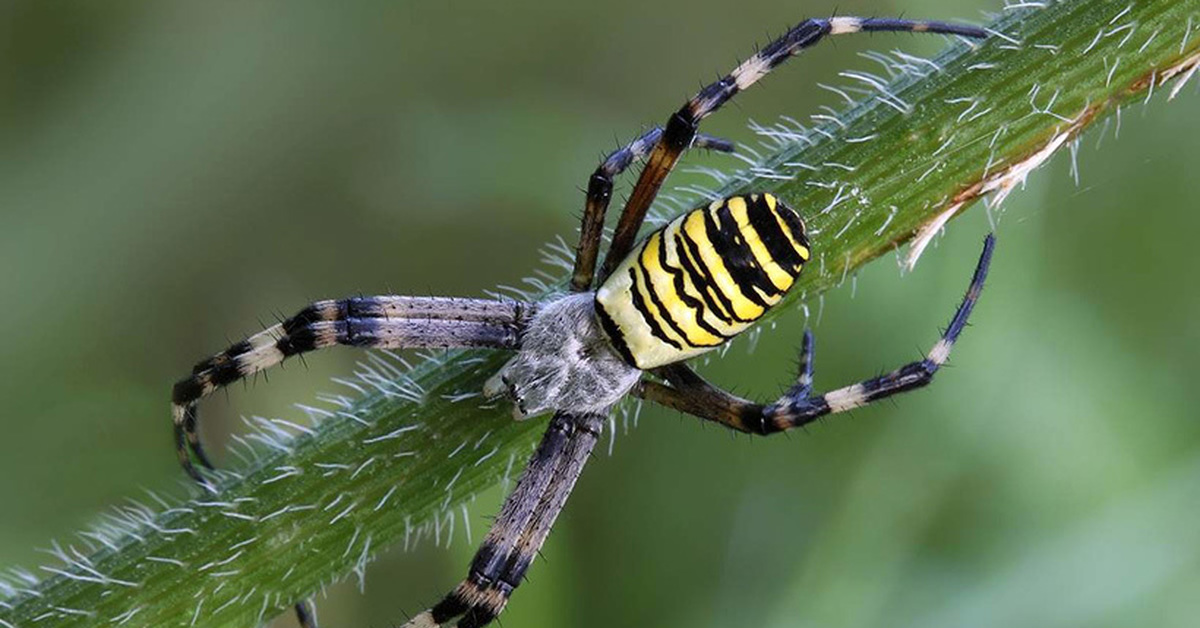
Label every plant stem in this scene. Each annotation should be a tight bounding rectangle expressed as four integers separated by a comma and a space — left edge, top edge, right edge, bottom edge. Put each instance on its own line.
3, 2, 1198, 626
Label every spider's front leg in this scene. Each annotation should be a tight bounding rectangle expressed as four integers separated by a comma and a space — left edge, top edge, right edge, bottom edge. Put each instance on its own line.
600, 17, 988, 280
171, 296, 530, 487
637, 234, 995, 434
571, 127, 735, 292
403, 411, 605, 628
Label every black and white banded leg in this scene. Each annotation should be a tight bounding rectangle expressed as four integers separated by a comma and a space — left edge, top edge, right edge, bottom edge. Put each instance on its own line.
171, 297, 530, 628
600, 17, 988, 280
570, 128, 735, 292
172, 296, 529, 486
636, 234, 994, 434
403, 411, 604, 628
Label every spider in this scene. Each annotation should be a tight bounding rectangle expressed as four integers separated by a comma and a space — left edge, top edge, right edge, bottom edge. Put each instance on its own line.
171, 15, 993, 628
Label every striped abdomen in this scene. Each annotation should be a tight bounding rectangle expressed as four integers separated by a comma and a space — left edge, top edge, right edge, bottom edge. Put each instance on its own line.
595, 193, 810, 369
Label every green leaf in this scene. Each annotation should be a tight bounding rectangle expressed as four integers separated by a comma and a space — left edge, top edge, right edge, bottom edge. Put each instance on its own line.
4, 2, 1198, 626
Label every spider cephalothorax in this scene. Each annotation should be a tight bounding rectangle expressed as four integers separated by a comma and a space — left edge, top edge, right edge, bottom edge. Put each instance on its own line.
171, 15, 992, 628
483, 292, 641, 418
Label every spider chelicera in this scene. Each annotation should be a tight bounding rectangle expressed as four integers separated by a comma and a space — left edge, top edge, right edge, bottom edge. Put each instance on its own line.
171, 15, 993, 628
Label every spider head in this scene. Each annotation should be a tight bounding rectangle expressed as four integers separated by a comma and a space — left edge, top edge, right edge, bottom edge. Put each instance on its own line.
482, 293, 642, 420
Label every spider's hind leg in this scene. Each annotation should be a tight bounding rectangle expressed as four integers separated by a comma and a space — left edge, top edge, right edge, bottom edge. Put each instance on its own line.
637, 234, 995, 434
403, 411, 604, 628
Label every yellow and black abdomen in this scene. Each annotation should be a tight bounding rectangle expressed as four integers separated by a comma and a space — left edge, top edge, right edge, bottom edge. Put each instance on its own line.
595, 193, 810, 369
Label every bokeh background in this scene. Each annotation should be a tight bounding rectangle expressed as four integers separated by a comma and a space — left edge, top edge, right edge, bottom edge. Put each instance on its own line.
3, 1, 1200, 627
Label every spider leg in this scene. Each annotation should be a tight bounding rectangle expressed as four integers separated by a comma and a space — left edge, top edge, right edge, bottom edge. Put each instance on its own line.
599, 16, 988, 280
571, 128, 735, 292
171, 296, 531, 487
402, 411, 604, 628
293, 599, 317, 628
174, 297, 531, 628
636, 234, 994, 434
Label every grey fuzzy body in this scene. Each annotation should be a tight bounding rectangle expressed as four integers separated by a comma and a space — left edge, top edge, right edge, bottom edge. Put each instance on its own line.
484, 293, 641, 418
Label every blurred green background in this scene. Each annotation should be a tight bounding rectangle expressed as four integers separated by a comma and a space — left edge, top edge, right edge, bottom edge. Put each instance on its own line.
3, 1, 1199, 627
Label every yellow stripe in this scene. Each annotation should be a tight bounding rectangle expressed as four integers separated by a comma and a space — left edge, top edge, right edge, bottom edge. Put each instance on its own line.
666, 216, 742, 332
631, 234, 689, 348
662, 217, 742, 336
682, 210, 765, 322
640, 232, 724, 347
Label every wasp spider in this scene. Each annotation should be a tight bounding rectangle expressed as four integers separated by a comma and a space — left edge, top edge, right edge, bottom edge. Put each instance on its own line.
172, 15, 993, 628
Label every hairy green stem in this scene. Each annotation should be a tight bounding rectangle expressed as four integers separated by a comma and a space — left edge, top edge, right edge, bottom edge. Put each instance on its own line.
4, 1, 1198, 626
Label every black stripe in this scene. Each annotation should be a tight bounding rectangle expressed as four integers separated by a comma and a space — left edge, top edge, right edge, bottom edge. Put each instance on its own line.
277, 326, 320, 357
773, 200, 811, 265
763, 20, 828, 69
282, 305, 321, 336
593, 304, 638, 367
500, 549, 536, 590
192, 339, 252, 375
468, 540, 507, 588
281, 300, 342, 336
858, 18, 987, 39
190, 358, 217, 375
172, 377, 204, 404
209, 359, 241, 387
189, 352, 225, 377
459, 605, 499, 628
703, 205, 777, 306
656, 230, 732, 341
224, 340, 254, 361
692, 77, 740, 117
627, 267, 684, 350
671, 230, 733, 324
637, 251, 713, 348
715, 203, 786, 297
676, 230, 751, 324
775, 207, 810, 251
746, 197, 807, 271
863, 361, 938, 401
345, 318, 382, 347
664, 109, 699, 146
346, 297, 386, 318
430, 589, 471, 625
